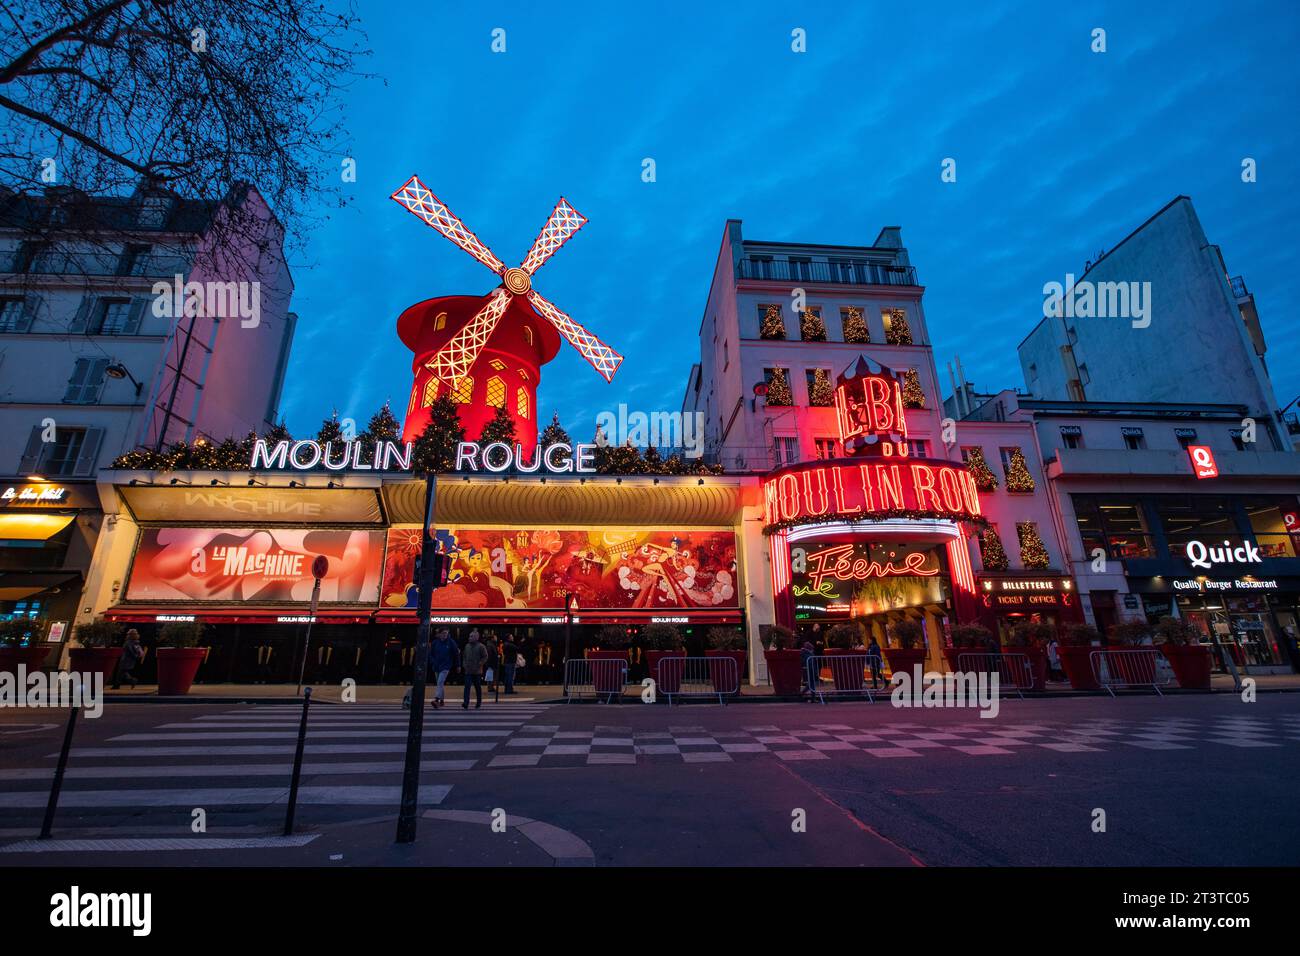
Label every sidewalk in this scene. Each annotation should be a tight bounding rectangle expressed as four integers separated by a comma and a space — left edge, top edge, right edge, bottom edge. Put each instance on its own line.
101, 670, 1300, 703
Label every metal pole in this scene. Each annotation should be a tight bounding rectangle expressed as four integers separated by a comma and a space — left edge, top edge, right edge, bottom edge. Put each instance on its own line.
563, 598, 572, 696
40, 705, 79, 839
295, 579, 322, 695
283, 686, 311, 836
396, 473, 437, 844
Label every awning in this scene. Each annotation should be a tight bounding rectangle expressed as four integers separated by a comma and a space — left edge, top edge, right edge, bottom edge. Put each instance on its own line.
0, 571, 81, 601
104, 606, 376, 625
0, 513, 75, 541
373, 607, 744, 626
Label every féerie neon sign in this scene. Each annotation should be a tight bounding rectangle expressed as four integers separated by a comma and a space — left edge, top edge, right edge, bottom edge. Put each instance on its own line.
803, 543, 939, 593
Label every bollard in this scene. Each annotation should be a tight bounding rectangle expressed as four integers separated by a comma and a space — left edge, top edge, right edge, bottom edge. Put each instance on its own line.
40, 704, 80, 840
283, 686, 312, 836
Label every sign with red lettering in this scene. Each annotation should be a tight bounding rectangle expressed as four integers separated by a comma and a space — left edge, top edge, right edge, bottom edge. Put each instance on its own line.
762, 458, 982, 532
834, 355, 908, 457
1188, 445, 1218, 479
790, 540, 947, 619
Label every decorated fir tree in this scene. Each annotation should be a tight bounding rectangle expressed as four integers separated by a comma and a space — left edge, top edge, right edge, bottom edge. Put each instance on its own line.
361, 402, 400, 445
600, 441, 644, 475
964, 447, 999, 492
808, 368, 834, 407
759, 304, 786, 340
841, 306, 870, 344
979, 526, 1010, 571
478, 404, 517, 447
1016, 522, 1051, 569
316, 411, 344, 445
884, 308, 913, 346
642, 446, 666, 474
539, 412, 570, 448
799, 307, 827, 342
901, 368, 926, 409
411, 394, 465, 474
1004, 448, 1036, 493
765, 367, 793, 406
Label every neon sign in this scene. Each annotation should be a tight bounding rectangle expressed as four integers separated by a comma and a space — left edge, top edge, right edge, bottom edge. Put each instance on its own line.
834, 356, 908, 457
803, 543, 939, 592
762, 458, 982, 530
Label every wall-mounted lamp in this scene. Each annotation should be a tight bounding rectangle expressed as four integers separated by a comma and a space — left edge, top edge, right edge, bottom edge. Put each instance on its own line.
105, 362, 144, 396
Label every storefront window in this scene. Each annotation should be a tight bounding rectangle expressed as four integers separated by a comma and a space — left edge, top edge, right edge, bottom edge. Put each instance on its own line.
1243, 498, 1298, 558
1071, 496, 1153, 558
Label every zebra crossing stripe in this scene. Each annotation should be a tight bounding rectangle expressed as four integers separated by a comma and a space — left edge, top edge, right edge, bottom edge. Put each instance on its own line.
1, 835, 322, 853
59, 743, 497, 757
0, 784, 453, 809
108, 730, 513, 741
0, 760, 477, 781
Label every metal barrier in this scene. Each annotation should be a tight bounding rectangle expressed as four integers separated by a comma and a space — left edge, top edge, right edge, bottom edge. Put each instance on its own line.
1090, 648, 1172, 697
956, 652, 1036, 699
655, 656, 739, 705
806, 654, 880, 704
563, 657, 628, 703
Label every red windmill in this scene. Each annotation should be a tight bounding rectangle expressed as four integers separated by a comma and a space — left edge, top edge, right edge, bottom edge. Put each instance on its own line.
391, 176, 623, 450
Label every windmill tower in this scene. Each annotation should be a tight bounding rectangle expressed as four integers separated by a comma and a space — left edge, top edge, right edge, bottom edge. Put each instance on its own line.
391, 177, 622, 451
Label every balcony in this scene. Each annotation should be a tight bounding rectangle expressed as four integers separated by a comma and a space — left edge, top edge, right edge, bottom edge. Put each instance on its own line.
1, 250, 192, 278
738, 257, 918, 287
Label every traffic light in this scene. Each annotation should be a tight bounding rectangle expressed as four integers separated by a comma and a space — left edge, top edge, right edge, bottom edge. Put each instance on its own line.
429, 551, 451, 588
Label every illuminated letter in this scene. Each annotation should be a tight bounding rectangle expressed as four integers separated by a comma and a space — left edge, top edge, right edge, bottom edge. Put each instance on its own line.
514, 442, 542, 473
381, 441, 413, 472
455, 442, 480, 472
289, 440, 322, 469
911, 464, 942, 511
937, 466, 965, 512
801, 468, 831, 517
875, 464, 904, 510
250, 439, 288, 470
778, 474, 801, 522
831, 465, 861, 517
866, 376, 895, 432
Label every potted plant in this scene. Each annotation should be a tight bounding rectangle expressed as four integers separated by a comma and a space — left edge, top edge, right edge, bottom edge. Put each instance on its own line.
0, 618, 52, 673
762, 624, 803, 697
155, 621, 207, 695
1155, 616, 1212, 690
945, 623, 991, 672
822, 623, 867, 691
642, 622, 685, 694
704, 626, 746, 695
1107, 621, 1152, 646
1006, 621, 1054, 690
586, 625, 631, 696
883, 619, 927, 679
68, 619, 124, 679
1057, 623, 1102, 690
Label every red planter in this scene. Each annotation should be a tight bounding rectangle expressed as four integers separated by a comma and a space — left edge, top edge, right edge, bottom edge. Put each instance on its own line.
1160, 644, 1212, 690
647, 649, 686, 693
882, 647, 927, 679
0, 644, 53, 673
705, 650, 746, 694
764, 649, 804, 697
68, 646, 123, 680
824, 649, 867, 691
1057, 644, 1100, 690
943, 646, 982, 672
584, 649, 629, 696
156, 647, 207, 696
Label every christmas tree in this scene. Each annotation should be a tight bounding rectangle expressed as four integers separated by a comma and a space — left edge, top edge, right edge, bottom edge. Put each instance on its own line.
979, 526, 1010, 571
841, 307, 870, 344
1004, 448, 1036, 493
1016, 522, 1050, 569
884, 309, 913, 346
316, 411, 344, 445
599, 441, 644, 475
478, 404, 517, 446
263, 420, 293, 444
642, 446, 666, 474
800, 307, 827, 342
411, 394, 465, 474
964, 447, 999, 492
765, 367, 792, 406
759, 304, 786, 340
361, 402, 400, 445
539, 413, 570, 448
808, 368, 834, 407
901, 368, 926, 409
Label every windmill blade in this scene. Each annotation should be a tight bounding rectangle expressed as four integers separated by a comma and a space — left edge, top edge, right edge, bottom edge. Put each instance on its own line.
391, 175, 506, 276
424, 287, 513, 385
527, 290, 623, 382
518, 197, 588, 276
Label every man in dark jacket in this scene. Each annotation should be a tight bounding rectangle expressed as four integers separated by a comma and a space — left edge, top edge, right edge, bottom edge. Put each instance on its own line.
501, 634, 518, 694
461, 632, 489, 709
429, 629, 459, 709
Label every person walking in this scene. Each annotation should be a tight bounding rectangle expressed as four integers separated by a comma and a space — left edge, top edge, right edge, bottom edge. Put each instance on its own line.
461, 631, 489, 709
800, 640, 818, 702
429, 628, 460, 708
1045, 635, 1062, 681
484, 633, 500, 693
113, 629, 146, 689
501, 633, 518, 695
866, 636, 884, 689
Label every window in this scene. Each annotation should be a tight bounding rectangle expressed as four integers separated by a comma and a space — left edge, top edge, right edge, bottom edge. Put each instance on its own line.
1077, 363, 1090, 386
17, 425, 104, 477
522, 326, 533, 346
90, 299, 134, 335
748, 255, 773, 279
805, 368, 833, 406
489, 359, 506, 371
518, 368, 530, 382
814, 438, 839, 460
882, 308, 913, 345
118, 244, 152, 277
63, 358, 109, 404
1244, 497, 1298, 558
1174, 427, 1197, 450
788, 257, 813, 281
758, 303, 785, 340
516, 388, 529, 419
799, 306, 826, 341
840, 306, 869, 344
829, 258, 866, 283
1071, 496, 1154, 559
485, 376, 506, 408
0, 297, 31, 333
1121, 427, 1146, 450
762, 367, 792, 406
434, 312, 446, 331
773, 437, 799, 465
907, 440, 929, 458
451, 376, 473, 404
723, 340, 729, 370
421, 378, 439, 407
1059, 425, 1083, 450
137, 195, 172, 228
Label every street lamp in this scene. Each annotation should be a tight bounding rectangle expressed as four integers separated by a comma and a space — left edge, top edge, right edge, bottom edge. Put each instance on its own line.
562, 591, 579, 693
105, 362, 143, 396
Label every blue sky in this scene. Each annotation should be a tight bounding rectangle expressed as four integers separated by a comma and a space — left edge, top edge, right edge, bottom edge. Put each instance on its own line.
278, 0, 1300, 437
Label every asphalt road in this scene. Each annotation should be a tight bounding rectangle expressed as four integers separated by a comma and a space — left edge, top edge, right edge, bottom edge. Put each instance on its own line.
1, 691, 1297, 867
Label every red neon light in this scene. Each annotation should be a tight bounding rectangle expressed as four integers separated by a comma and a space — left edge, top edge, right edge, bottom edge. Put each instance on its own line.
945, 537, 976, 594
763, 459, 982, 529
835, 369, 908, 455
805, 544, 938, 592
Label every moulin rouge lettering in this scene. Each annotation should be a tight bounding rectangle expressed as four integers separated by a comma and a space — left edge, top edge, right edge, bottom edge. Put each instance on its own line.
763, 459, 982, 527
803, 544, 939, 593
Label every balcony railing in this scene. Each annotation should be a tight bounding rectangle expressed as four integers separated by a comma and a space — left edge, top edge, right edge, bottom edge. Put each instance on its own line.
738, 258, 918, 287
